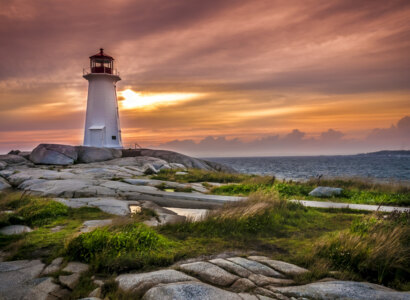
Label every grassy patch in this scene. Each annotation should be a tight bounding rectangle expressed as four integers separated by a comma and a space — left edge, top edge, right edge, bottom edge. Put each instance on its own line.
307, 211, 410, 290
151, 168, 251, 183
0, 192, 113, 261
208, 175, 410, 206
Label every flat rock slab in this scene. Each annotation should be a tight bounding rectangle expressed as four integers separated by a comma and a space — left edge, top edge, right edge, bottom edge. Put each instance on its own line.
116, 269, 196, 294
0, 260, 47, 299
142, 281, 242, 300
60, 273, 81, 290
0, 225, 32, 235
55, 197, 133, 216
270, 280, 410, 300
0, 177, 11, 190
227, 257, 284, 278
63, 262, 89, 274
209, 258, 253, 278
179, 261, 239, 286
41, 257, 63, 275
248, 256, 309, 276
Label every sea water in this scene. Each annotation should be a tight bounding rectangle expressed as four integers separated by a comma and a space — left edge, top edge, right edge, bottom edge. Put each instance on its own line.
206, 154, 410, 182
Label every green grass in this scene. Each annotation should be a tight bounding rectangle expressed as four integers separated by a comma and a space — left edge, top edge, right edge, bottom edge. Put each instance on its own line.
151, 168, 251, 183
0, 193, 113, 261
210, 177, 410, 206
307, 211, 410, 290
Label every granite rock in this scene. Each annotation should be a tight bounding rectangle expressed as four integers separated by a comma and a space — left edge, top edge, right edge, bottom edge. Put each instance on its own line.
142, 281, 242, 300
179, 261, 239, 286
270, 280, 410, 300
116, 269, 196, 295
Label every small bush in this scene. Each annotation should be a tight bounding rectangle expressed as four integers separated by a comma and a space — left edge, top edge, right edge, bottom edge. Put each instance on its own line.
275, 182, 312, 197
17, 199, 68, 226
66, 223, 171, 265
312, 213, 410, 289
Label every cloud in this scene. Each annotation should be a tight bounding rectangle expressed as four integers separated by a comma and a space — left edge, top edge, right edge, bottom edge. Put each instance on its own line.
155, 116, 410, 157
0, 1, 410, 153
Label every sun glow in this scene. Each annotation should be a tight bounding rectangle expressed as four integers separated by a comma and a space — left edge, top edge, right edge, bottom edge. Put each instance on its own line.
120, 89, 201, 110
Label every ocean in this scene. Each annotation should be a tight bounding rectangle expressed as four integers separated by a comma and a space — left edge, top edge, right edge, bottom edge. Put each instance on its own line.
206, 154, 410, 182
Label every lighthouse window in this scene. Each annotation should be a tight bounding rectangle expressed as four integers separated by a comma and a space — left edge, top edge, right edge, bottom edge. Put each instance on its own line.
112, 136, 117, 140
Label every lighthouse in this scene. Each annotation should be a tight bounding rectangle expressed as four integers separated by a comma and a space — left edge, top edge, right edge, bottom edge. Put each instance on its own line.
83, 48, 123, 148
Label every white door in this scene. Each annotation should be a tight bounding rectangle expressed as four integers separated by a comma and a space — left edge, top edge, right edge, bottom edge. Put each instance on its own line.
89, 129, 104, 147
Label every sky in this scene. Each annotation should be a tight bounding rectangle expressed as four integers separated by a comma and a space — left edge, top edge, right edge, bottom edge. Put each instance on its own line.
0, 0, 409, 156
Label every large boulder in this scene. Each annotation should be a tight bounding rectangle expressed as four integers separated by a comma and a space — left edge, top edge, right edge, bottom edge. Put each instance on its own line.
76, 146, 122, 163
0, 225, 32, 235
30, 144, 77, 165
0, 154, 29, 166
122, 149, 236, 173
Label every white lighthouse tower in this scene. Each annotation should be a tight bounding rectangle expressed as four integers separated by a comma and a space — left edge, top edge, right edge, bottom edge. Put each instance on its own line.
83, 48, 122, 148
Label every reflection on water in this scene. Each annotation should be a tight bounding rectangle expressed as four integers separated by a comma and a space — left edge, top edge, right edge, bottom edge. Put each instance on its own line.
165, 207, 208, 221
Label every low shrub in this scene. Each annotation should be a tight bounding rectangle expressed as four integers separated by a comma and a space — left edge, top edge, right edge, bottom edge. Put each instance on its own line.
274, 182, 312, 197
312, 212, 410, 289
66, 223, 175, 273
17, 199, 68, 226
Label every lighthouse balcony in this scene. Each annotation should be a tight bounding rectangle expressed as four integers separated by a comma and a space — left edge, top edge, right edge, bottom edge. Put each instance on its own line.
83, 67, 120, 76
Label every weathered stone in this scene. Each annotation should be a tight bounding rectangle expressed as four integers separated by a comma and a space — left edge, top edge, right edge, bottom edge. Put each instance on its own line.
179, 261, 239, 286
209, 258, 253, 278
253, 287, 279, 298
122, 148, 236, 173
27, 277, 61, 300
49, 287, 71, 299
76, 146, 122, 163
41, 257, 63, 275
176, 171, 188, 175
100, 180, 158, 193
0, 260, 46, 299
238, 293, 259, 300
142, 281, 242, 300
230, 278, 256, 292
30, 144, 77, 165
0, 177, 11, 191
227, 257, 284, 278
249, 274, 294, 286
116, 269, 195, 295
0, 161, 7, 170
270, 280, 410, 300
59, 273, 81, 289
308, 186, 343, 197
247, 257, 308, 276
89, 287, 102, 297
63, 261, 89, 274
0, 225, 32, 235
88, 198, 131, 215
0, 154, 29, 165
81, 219, 113, 232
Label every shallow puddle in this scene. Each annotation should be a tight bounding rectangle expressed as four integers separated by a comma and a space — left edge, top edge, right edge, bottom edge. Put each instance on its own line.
164, 207, 208, 221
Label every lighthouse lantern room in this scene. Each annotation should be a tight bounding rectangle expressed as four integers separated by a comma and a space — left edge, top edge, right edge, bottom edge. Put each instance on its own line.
83, 48, 123, 148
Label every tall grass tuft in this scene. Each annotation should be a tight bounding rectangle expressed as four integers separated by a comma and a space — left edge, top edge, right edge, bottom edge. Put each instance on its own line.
311, 212, 410, 290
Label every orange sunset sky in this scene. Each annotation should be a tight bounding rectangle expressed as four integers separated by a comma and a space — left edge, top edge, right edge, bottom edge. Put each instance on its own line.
0, 0, 409, 156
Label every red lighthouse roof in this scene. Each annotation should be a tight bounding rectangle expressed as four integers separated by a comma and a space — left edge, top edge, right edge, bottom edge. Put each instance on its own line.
90, 48, 114, 60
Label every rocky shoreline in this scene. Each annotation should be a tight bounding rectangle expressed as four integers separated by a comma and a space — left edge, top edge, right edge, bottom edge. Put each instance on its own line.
0, 144, 409, 299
